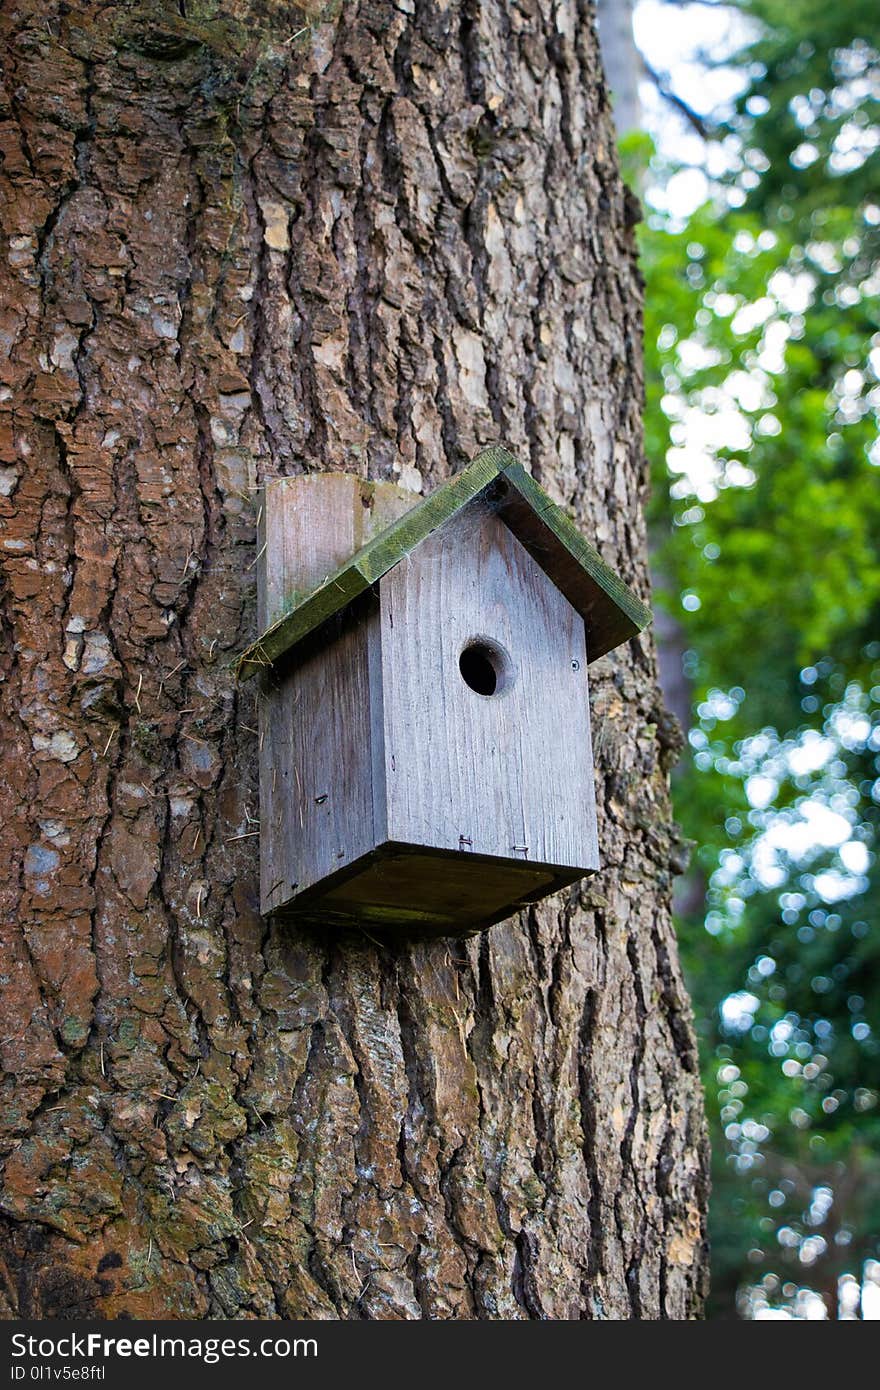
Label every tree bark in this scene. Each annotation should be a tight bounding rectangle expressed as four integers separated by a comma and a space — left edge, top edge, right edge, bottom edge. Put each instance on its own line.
0, 0, 708, 1319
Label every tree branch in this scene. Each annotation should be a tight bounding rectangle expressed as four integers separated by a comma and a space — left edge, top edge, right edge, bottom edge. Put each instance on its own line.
640, 55, 712, 138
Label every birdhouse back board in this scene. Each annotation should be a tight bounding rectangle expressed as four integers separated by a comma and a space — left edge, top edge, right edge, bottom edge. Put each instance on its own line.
257, 475, 417, 918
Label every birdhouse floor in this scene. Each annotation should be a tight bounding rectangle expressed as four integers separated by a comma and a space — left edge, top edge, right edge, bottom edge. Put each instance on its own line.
270, 841, 587, 937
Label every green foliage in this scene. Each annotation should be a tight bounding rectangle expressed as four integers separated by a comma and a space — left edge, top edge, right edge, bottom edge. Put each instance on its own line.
732, 1, 880, 218
640, 0, 880, 1317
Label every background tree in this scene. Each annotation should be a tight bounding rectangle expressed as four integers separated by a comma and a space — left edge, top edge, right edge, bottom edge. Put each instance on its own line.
0, 0, 707, 1318
597, 0, 641, 138
637, 0, 880, 1318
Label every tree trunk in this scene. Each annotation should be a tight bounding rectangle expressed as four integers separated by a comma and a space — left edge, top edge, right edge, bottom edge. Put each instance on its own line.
596, 0, 641, 137
595, 3, 698, 928
0, 0, 708, 1320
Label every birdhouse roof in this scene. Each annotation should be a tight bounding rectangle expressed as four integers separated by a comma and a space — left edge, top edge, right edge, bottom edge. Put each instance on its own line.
237, 445, 651, 680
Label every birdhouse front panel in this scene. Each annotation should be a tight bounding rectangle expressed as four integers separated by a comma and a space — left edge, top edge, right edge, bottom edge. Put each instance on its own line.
378, 499, 598, 874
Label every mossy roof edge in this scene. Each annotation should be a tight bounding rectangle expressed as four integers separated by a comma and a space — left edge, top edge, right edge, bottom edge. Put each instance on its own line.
236, 445, 651, 680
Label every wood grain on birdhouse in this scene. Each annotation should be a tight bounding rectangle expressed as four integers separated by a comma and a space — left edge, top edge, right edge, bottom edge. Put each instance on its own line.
379, 502, 597, 871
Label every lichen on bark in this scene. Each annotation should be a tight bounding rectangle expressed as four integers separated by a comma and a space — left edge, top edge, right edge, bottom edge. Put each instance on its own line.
0, 0, 708, 1318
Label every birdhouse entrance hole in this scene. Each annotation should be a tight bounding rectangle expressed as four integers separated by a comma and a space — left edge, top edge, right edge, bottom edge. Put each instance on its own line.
458, 639, 511, 697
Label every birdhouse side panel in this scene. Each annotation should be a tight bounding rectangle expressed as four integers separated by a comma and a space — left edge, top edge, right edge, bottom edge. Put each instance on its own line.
378, 501, 599, 873
259, 602, 382, 916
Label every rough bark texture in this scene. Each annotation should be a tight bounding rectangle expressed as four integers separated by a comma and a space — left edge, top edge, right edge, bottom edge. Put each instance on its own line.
0, 0, 708, 1319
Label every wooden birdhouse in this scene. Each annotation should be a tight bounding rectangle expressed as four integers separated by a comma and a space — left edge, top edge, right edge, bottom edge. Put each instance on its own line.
237, 446, 650, 935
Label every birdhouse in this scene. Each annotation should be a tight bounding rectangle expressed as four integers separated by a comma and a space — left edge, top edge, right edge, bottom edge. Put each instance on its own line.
237, 446, 650, 935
